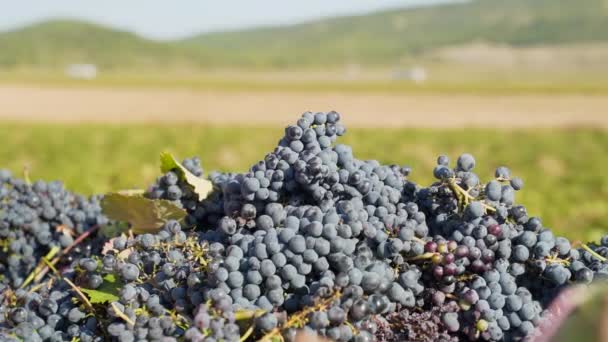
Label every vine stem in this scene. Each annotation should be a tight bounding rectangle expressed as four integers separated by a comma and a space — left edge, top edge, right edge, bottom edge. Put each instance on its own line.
21, 225, 100, 288
20, 246, 60, 289
579, 243, 607, 262
259, 290, 342, 342
63, 277, 95, 314
446, 178, 496, 213
412, 236, 427, 245
406, 252, 437, 262
112, 302, 136, 326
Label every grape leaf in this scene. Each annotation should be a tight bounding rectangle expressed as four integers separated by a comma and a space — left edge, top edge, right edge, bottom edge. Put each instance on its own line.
117, 189, 146, 196
80, 274, 120, 304
101, 193, 186, 234
99, 221, 130, 238
160, 152, 213, 201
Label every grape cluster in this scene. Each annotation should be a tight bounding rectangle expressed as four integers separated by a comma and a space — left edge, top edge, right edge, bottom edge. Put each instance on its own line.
0, 219, 213, 341
2, 111, 608, 342
0, 171, 108, 288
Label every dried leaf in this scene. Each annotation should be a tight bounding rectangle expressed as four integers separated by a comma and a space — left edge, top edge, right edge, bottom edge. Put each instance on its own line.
160, 152, 213, 201
101, 193, 186, 234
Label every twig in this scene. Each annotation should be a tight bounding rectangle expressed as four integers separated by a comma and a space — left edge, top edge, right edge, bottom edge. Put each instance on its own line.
240, 323, 256, 342
112, 302, 135, 326
20, 246, 60, 289
412, 236, 427, 245
259, 290, 341, 341
62, 277, 95, 313
579, 243, 607, 262
446, 178, 496, 213
235, 309, 267, 321
31, 225, 100, 285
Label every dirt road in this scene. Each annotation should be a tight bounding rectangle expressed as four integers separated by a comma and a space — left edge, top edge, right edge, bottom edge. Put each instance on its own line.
0, 85, 606, 128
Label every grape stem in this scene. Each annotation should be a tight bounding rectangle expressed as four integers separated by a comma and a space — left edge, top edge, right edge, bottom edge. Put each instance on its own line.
446, 178, 496, 213
111, 302, 136, 326
21, 225, 101, 288
63, 277, 95, 314
412, 236, 426, 245
240, 310, 265, 342
545, 254, 571, 266
406, 252, 437, 262
259, 290, 342, 342
240, 324, 255, 342
579, 243, 607, 262
20, 246, 60, 289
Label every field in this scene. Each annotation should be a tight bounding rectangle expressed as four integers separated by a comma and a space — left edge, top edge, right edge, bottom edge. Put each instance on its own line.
1, 84, 608, 129
0, 123, 606, 242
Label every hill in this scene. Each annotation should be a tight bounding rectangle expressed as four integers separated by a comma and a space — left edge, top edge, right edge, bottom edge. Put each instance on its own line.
0, 20, 196, 69
186, 0, 608, 67
0, 0, 607, 69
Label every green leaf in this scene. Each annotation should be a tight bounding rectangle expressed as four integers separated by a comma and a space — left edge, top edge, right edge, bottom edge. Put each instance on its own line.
160, 152, 213, 201
99, 221, 130, 238
80, 274, 120, 304
101, 193, 187, 234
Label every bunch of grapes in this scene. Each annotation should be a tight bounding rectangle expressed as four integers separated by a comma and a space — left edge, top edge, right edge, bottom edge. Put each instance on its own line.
0, 171, 108, 288
2, 111, 608, 342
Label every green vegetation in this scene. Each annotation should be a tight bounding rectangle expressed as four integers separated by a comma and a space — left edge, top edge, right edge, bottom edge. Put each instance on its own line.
186, 0, 608, 67
2, 64, 608, 95
0, 124, 605, 241
1, 0, 607, 69
0, 21, 191, 69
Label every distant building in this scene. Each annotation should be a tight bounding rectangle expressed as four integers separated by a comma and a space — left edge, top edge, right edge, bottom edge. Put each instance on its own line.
392, 66, 427, 83
65, 64, 97, 80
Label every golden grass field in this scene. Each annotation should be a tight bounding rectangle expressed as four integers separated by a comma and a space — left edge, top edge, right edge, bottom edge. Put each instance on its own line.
1, 85, 607, 128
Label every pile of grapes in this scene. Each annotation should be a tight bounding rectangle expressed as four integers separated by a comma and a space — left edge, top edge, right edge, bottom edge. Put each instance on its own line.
1, 111, 607, 342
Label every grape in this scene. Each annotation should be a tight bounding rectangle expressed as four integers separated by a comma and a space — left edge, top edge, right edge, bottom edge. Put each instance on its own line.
485, 180, 502, 201
227, 272, 244, 288
255, 313, 278, 332
456, 153, 475, 172
260, 259, 277, 277
219, 217, 237, 235
442, 312, 460, 332
243, 284, 261, 301
544, 264, 570, 285
68, 308, 86, 323
3, 113, 608, 342
462, 289, 479, 305
349, 299, 370, 321
510, 177, 524, 190
288, 235, 306, 254
10, 307, 28, 324
309, 311, 330, 329
466, 201, 484, 218
437, 155, 450, 166
512, 245, 530, 263
495, 167, 511, 179
120, 284, 137, 303
281, 265, 298, 281
575, 268, 593, 283
518, 303, 535, 321
519, 321, 535, 336
121, 263, 140, 281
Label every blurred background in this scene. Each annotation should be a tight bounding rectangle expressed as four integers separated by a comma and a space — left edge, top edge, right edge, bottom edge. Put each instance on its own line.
0, 0, 606, 240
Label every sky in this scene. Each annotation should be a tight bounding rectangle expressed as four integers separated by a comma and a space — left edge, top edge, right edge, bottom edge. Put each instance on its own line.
0, 0, 453, 40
